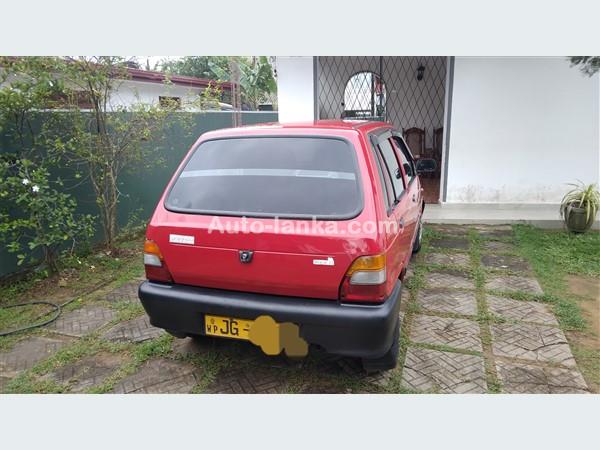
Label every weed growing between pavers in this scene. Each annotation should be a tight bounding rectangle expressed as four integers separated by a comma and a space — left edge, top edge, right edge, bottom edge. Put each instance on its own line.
394, 226, 510, 393
4, 336, 128, 393
467, 228, 502, 393
485, 289, 585, 331
88, 334, 175, 394
384, 228, 431, 393
513, 224, 599, 392
112, 300, 146, 322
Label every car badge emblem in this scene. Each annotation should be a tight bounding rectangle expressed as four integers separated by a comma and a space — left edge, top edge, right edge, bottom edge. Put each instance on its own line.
239, 250, 253, 263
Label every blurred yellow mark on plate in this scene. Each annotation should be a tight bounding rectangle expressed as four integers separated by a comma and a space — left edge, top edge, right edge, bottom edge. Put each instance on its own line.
248, 315, 308, 357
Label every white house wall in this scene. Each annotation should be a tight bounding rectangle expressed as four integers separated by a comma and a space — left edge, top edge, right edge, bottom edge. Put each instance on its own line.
108, 80, 205, 111
446, 57, 599, 203
275, 57, 315, 122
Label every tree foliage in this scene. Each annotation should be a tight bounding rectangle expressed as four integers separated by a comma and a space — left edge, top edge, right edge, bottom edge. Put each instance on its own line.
160, 56, 231, 81
161, 56, 277, 109
0, 57, 94, 273
0, 56, 221, 265
569, 56, 600, 76
52, 56, 214, 250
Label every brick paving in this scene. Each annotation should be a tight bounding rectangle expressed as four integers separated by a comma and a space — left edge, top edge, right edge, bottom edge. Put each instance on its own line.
430, 237, 470, 250
481, 254, 532, 272
410, 315, 482, 351
0, 376, 9, 392
417, 289, 478, 315
0, 336, 73, 378
425, 252, 471, 268
495, 361, 588, 394
104, 281, 140, 304
487, 295, 558, 326
43, 352, 126, 393
48, 304, 116, 337
0, 224, 590, 394
401, 347, 487, 393
400, 286, 411, 305
485, 275, 544, 295
425, 270, 475, 290
207, 365, 288, 393
427, 225, 469, 236
112, 358, 201, 394
396, 224, 587, 394
101, 315, 164, 343
491, 322, 576, 367
477, 228, 514, 239
481, 240, 517, 253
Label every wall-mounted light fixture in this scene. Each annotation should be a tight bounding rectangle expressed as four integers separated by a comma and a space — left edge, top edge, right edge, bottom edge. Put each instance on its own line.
417, 65, 425, 81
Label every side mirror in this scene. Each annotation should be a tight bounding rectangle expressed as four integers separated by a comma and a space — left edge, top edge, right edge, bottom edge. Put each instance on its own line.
416, 158, 437, 174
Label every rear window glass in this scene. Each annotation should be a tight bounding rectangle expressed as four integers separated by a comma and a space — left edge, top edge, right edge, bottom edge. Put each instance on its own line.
165, 136, 362, 219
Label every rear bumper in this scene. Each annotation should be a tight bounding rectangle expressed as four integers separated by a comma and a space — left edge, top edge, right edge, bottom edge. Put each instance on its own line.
138, 281, 402, 359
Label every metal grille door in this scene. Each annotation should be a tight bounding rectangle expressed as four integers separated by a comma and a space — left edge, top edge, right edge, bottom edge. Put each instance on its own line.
317, 56, 447, 148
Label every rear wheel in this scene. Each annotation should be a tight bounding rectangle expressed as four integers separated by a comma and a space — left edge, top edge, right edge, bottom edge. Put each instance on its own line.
412, 217, 423, 254
361, 320, 400, 374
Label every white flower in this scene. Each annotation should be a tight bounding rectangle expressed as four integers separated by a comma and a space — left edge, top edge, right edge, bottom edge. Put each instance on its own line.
32, 185, 40, 193
22, 178, 30, 185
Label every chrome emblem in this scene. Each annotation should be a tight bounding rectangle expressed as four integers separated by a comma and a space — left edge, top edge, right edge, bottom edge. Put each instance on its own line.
239, 250, 253, 264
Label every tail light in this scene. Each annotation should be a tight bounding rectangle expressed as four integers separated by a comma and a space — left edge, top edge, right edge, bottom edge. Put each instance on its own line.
143, 239, 173, 283
339, 254, 387, 303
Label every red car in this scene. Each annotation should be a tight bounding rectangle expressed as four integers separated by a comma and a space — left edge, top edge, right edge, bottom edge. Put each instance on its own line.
139, 120, 432, 371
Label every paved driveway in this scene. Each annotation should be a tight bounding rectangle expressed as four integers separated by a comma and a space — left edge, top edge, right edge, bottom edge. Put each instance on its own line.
0, 225, 589, 394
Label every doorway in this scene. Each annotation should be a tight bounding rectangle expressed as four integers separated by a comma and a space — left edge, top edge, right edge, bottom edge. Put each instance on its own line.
316, 56, 448, 203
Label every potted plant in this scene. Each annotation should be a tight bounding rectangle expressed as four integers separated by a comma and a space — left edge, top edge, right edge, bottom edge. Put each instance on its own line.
560, 182, 600, 233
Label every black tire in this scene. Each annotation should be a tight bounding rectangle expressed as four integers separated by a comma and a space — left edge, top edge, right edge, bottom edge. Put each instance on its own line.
412, 217, 423, 254
361, 320, 400, 374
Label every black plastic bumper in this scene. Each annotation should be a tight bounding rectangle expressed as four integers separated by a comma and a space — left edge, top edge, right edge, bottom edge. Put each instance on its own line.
138, 281, 402, 359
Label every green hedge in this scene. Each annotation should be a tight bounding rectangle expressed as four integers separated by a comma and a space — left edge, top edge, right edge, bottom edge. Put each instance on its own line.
0, 111, 278, 277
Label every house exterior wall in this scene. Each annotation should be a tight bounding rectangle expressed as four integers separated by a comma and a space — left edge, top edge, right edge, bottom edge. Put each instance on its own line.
275, 57, 315, 122
446, 57, 599, 203
108, 80, 206, 111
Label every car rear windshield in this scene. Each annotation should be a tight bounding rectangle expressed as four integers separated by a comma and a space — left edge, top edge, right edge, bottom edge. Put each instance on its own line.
165, 136, 362, 219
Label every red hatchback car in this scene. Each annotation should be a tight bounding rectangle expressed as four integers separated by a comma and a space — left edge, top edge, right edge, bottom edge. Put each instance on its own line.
139, 120, 432, 371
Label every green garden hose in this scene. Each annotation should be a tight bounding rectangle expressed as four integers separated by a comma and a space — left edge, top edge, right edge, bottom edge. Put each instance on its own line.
0, 279, 115, 337
0, 301, 62, 337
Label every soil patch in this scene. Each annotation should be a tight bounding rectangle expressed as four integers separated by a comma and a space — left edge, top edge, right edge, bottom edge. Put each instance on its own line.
565, 274, 599, 393
566, 275, 599, 339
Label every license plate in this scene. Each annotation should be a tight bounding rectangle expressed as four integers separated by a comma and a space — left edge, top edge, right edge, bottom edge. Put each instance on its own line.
204, 314, 252, 340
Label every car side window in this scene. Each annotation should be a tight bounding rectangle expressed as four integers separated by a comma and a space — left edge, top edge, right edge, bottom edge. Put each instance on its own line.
392, 136, 416, 183
370, 141, 395, 211
377, 137, 405, 202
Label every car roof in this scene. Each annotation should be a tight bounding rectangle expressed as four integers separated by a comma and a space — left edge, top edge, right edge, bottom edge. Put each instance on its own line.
201, 120, 392, 139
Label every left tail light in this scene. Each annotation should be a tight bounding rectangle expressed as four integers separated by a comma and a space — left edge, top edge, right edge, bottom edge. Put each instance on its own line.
143, 239, 173, 283
339, 254, 387, 303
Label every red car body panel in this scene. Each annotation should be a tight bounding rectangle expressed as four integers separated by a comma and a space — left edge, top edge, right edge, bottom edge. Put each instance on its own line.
145, 120, 423, 302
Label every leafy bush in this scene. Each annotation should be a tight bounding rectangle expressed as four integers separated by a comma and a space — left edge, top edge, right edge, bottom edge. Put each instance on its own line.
0, 158, 95, 273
